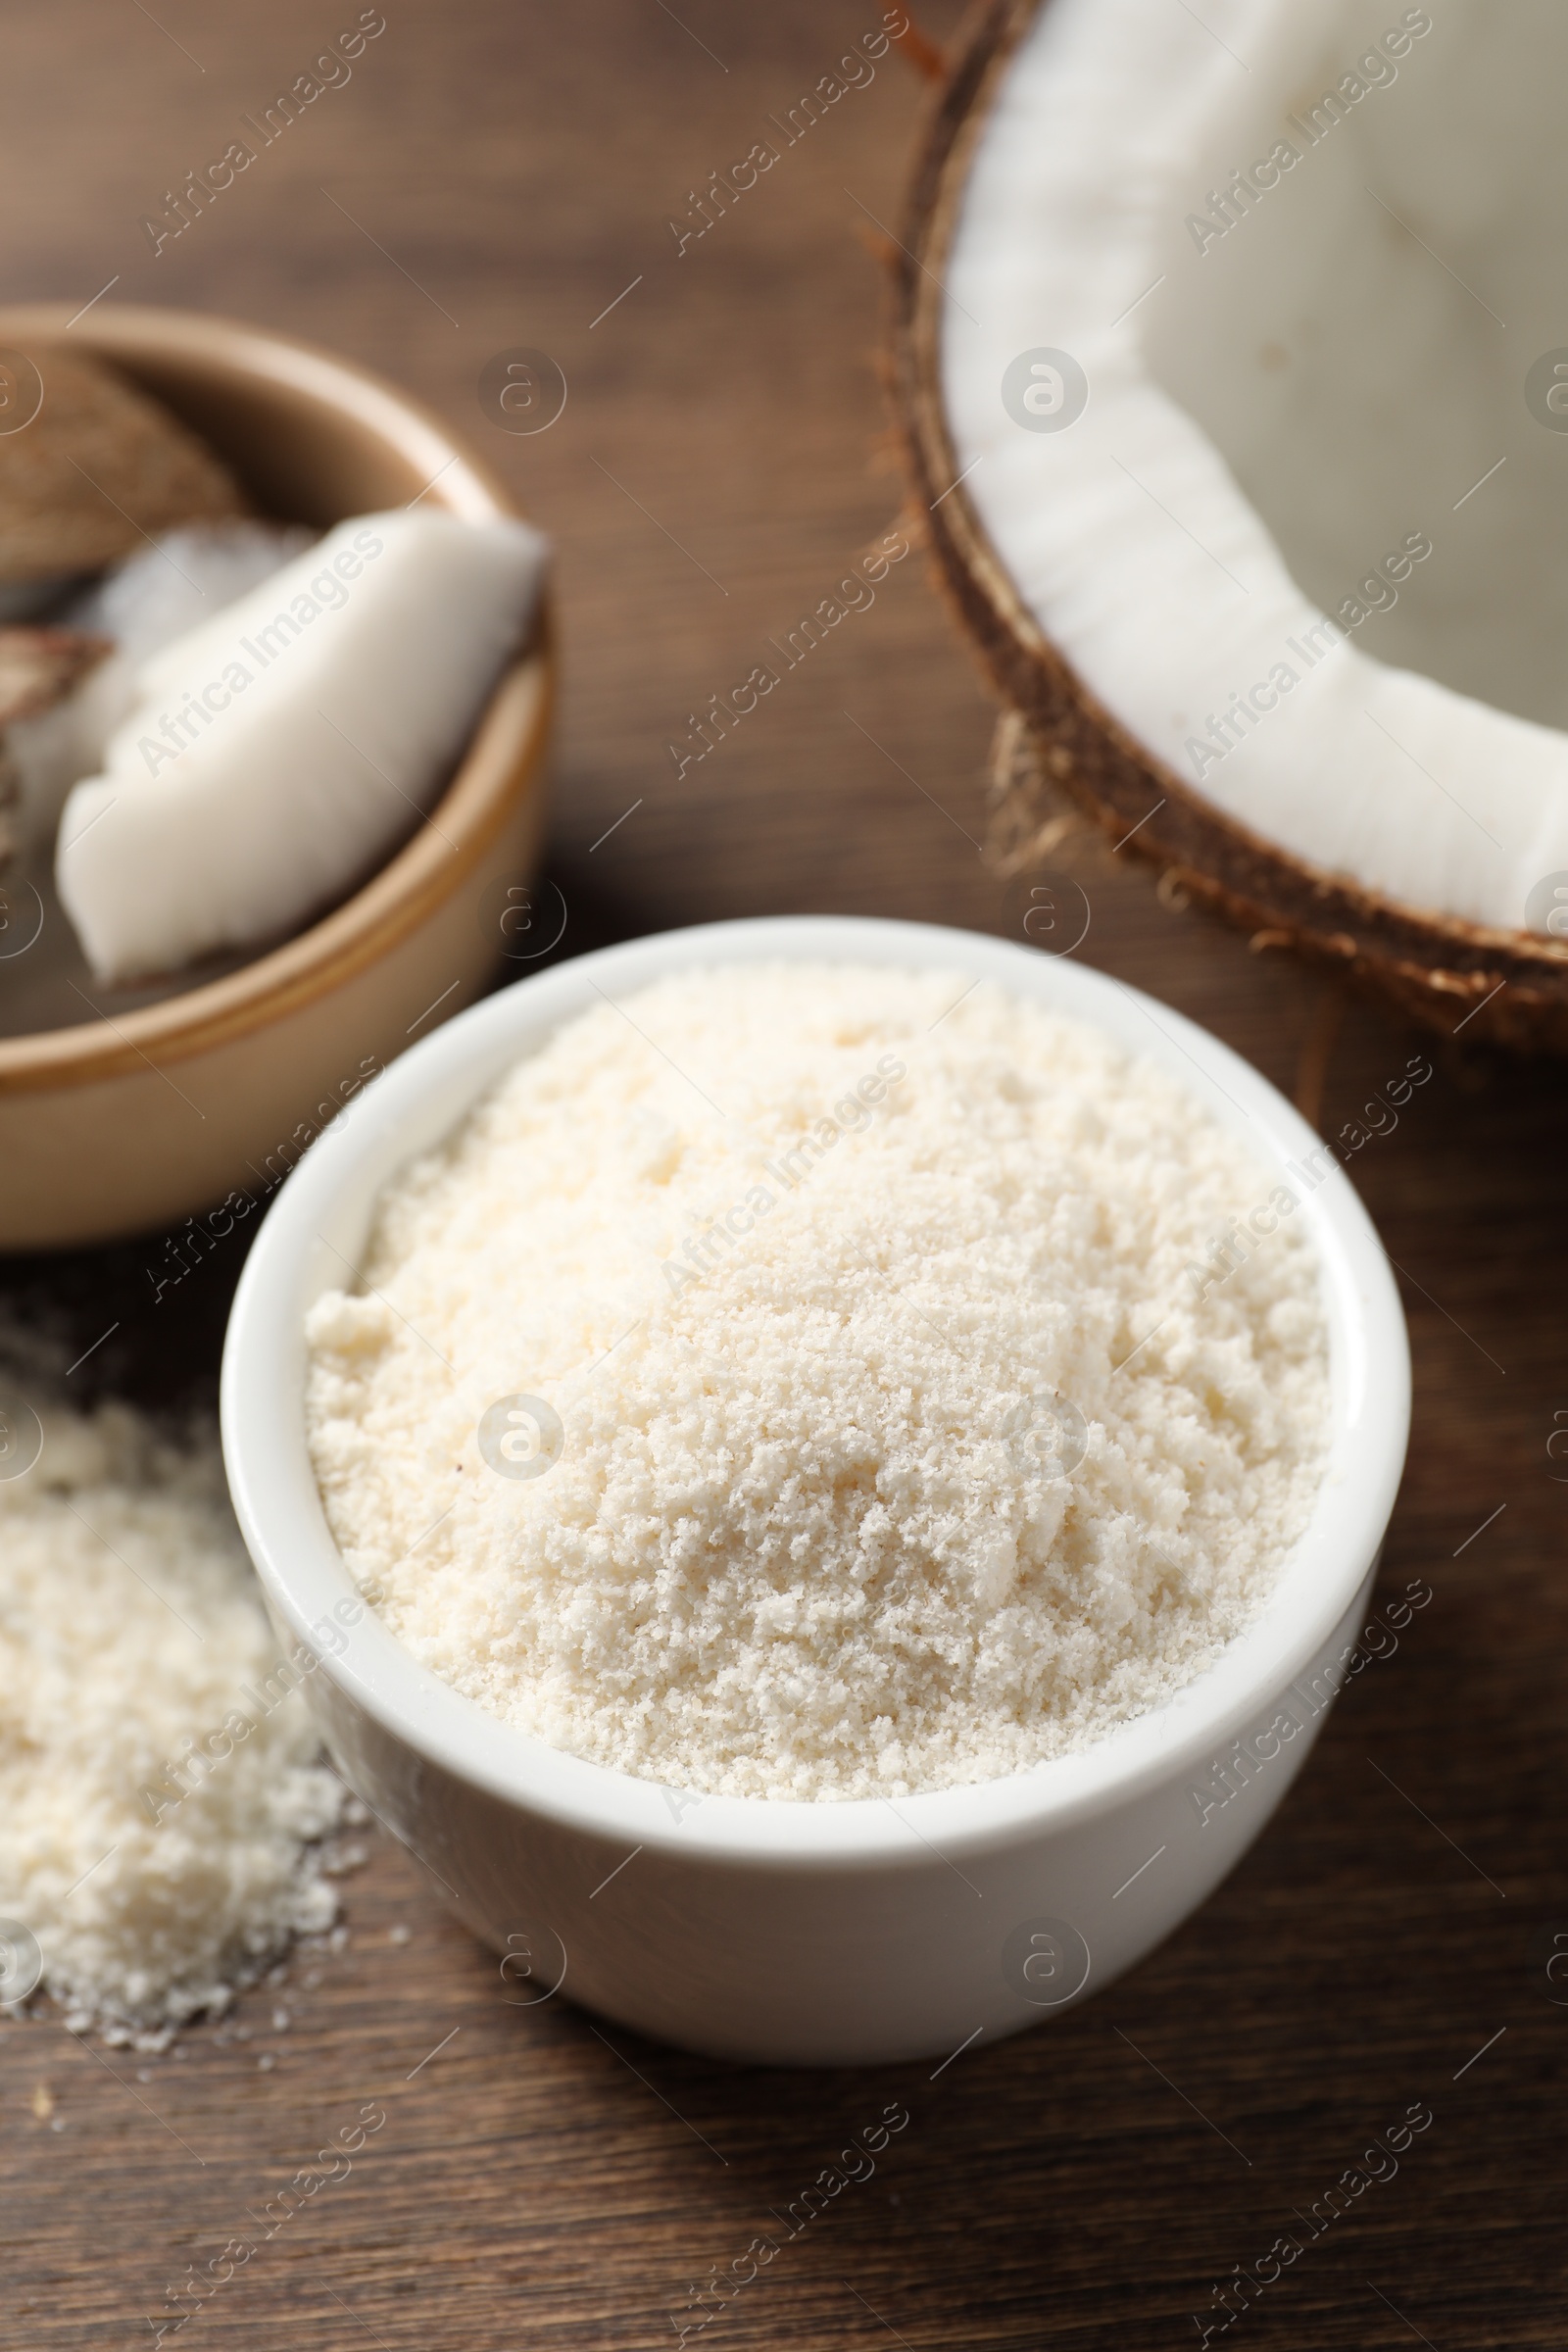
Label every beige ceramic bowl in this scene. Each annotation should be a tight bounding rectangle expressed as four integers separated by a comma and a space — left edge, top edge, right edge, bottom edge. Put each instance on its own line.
0, 302, 552, 1250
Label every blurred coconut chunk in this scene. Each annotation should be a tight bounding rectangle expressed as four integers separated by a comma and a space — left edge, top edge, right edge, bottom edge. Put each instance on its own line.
0, 627, 119, 865
64, 519, 317, 667
57, 508, 549, 982
0, 524, 313, 868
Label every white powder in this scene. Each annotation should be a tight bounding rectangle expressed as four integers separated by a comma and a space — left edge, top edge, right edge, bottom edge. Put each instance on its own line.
0, 1398, 344, 2038
305, 964, 1331, 1800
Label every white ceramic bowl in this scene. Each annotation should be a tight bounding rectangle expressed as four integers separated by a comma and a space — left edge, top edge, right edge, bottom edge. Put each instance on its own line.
221, 916, 1410, 2066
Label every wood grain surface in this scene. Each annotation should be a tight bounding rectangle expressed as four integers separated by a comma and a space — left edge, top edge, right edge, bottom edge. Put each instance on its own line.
1, 3, 1563, 2345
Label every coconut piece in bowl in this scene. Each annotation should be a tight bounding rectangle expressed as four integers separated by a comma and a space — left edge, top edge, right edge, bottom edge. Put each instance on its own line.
0, 626, 118, 866
0, 523, 318, 879
64, 518, 317, 668
56, 508, 549, 983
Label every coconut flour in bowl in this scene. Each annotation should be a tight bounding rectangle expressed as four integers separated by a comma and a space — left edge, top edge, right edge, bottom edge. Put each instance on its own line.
303, 963, 1330, 1800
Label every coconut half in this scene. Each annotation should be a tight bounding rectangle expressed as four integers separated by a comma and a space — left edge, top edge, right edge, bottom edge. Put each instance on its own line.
893, 0, 1568, 1044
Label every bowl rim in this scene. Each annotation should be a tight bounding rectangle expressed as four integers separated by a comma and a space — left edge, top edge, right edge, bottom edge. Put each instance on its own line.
221, 914, 1411, 1869
0, 299, 551, 1093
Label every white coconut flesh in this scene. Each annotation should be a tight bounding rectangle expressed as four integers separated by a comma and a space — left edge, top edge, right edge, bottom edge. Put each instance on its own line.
942, 0, 1568, 936
56, 510, 547, 982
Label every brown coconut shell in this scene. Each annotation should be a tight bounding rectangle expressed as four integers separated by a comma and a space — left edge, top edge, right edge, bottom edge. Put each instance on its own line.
888, 0, 1568, 1050
0, 344, 244, 586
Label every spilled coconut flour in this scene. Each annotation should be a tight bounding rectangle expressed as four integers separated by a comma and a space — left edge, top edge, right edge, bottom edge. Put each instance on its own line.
0, 1396, 347, 2041
305, 964, 1331, 1800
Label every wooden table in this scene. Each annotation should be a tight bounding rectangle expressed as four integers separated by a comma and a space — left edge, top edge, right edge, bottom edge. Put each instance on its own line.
1, 3, 1562, 2343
